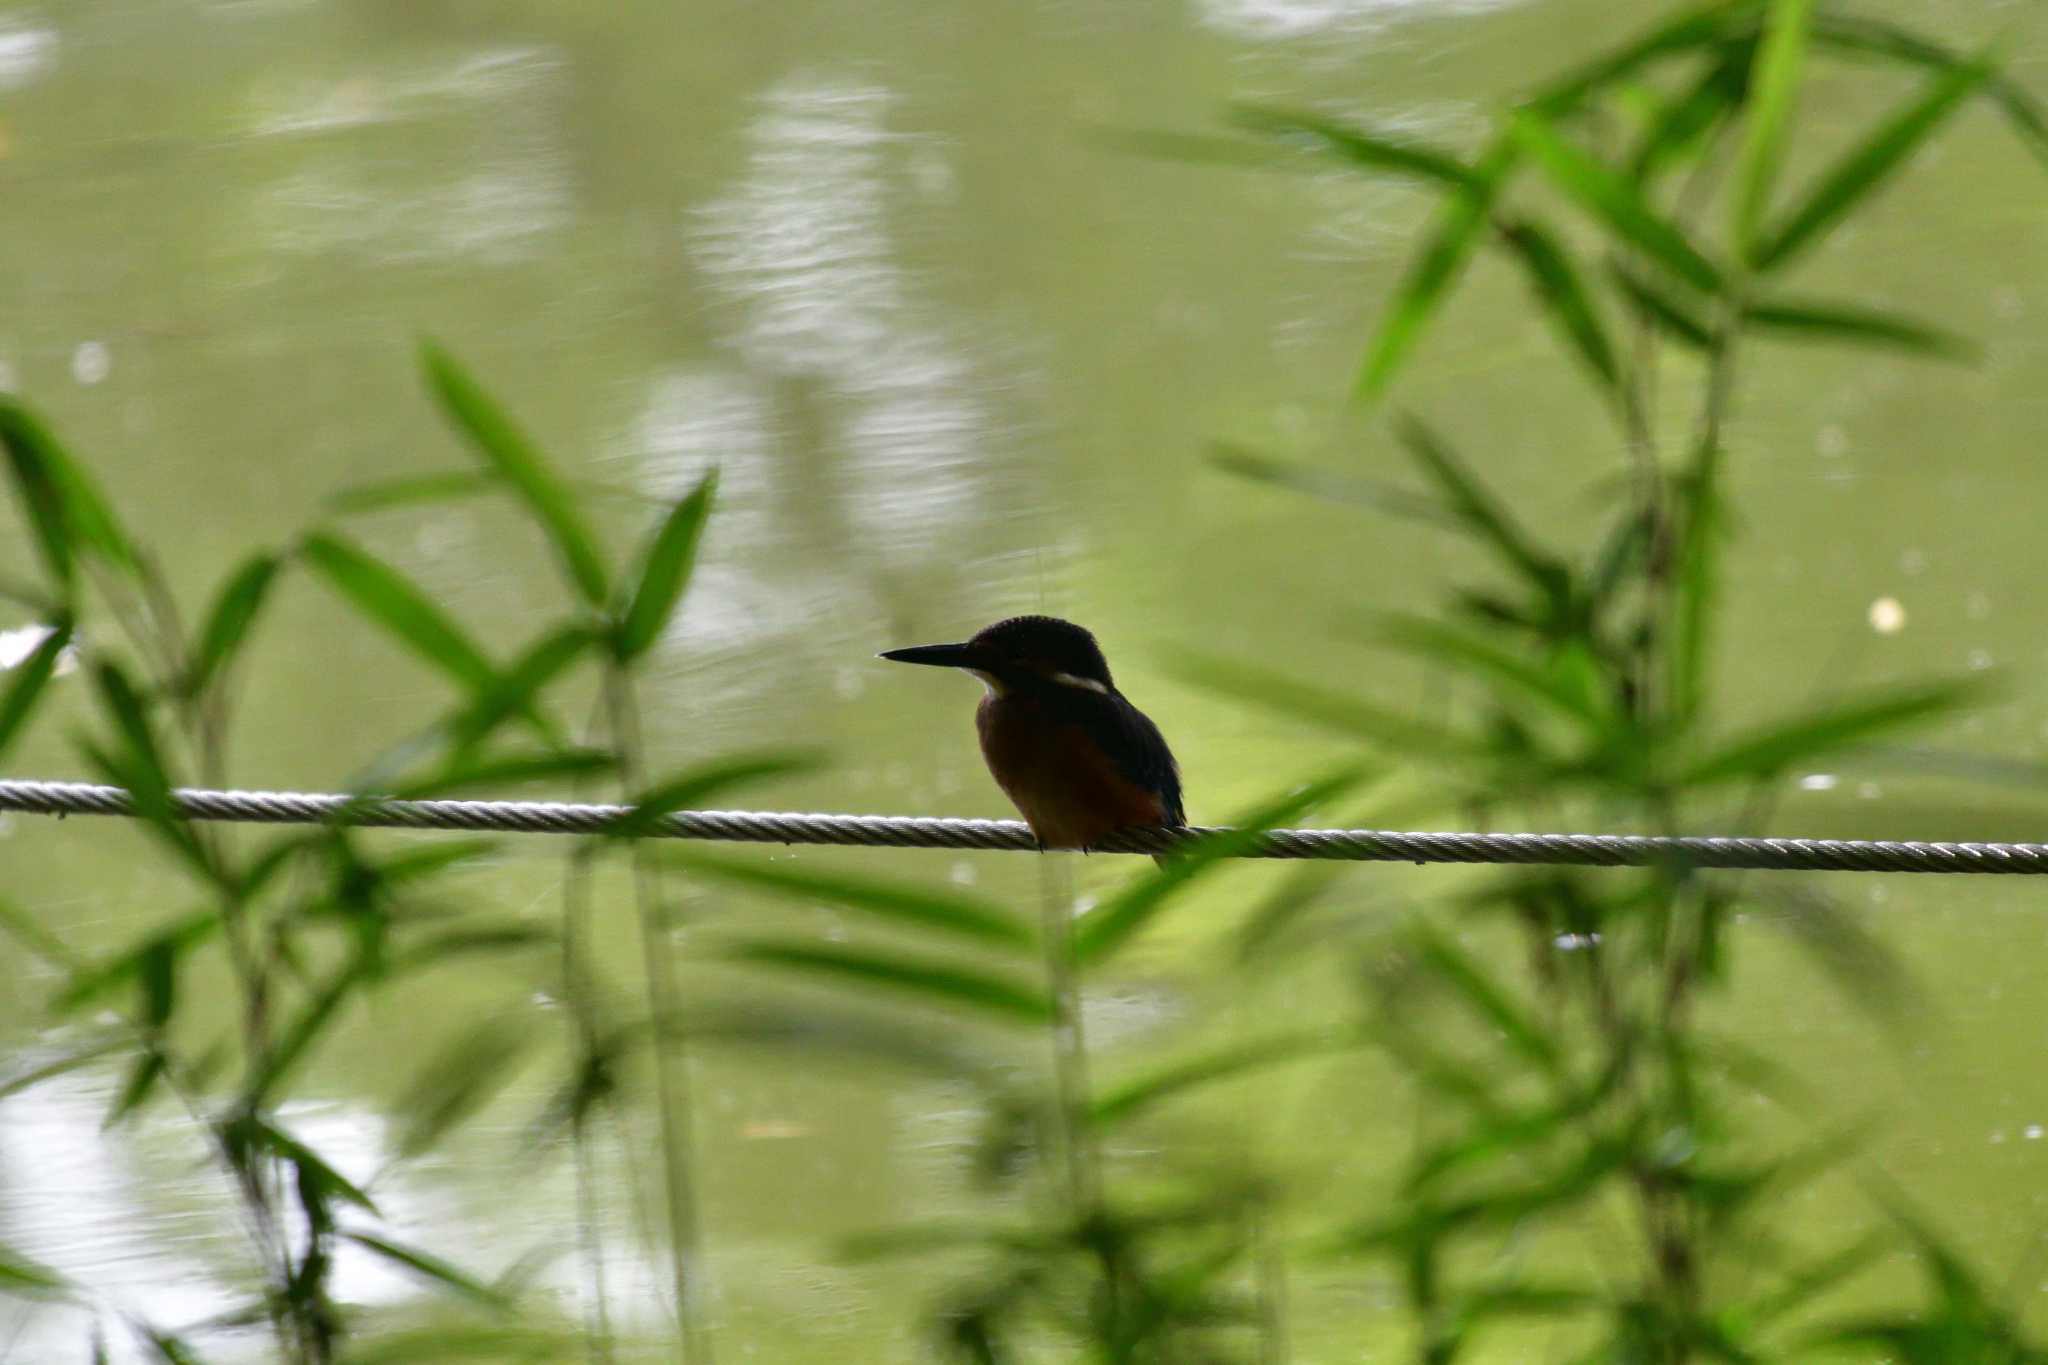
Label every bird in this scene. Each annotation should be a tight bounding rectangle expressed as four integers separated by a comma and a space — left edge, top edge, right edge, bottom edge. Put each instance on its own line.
879, 615, 1185, 855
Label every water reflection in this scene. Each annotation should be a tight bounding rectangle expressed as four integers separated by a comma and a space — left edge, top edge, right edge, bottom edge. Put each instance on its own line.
1194, 0, 1517, 39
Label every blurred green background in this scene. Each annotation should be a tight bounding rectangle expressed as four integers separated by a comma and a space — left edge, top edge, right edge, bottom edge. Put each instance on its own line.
3, 0, 2048, 1359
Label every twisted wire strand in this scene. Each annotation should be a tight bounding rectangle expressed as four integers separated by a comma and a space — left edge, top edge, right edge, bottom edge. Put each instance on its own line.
2, 777, 2046, 874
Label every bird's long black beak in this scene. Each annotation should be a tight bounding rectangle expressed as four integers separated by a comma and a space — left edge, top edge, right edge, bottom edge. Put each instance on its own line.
878, 641, 985, 670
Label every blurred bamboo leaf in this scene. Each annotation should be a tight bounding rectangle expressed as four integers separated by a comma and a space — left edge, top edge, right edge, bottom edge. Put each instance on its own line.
1754, 57, 1990, 272
392, 747, 614, 800
1680, 680, 1978, 786
395, 923, 556, 974
1376, 614, 1609, 728
422, 342, 609, 607
1074, 770, 1362, 963
606, 752, 820, 838
1496, 219, 1621, 394
1411, 923, 1563, 1076
1172, 648, 1479, 754
248, 964, 364, 1105
1092, 1033, 1342, 1127
301, 533, 496, 692
345, 1327, 576, 1363
0, 398, 136, 587
725, 942, 1051, 1023
672, 1001, 999, 1081
1512, 112, 1723, 292
614, 471, 714, 662
1731, 0, 1813, 259
1356, 140, 1517, 400
1607, 263, 1715, 348
445, 624, 593, 753
1529, 1, 1765, 115
1397, 417, 1567, 599
0, 615, 71, 764
1744, 297, 1980, 360
669, 850, 1031, 948
1670, 451, 1722, 725
0, 1241, 68, 1297
55, 910, 220, 1013
1631, 39, 1754, 180
1209, 443, 1449, 523
344, 1233, 512, 1311
0, 892, 82, 973
323, 470, 500, 515
183, 553, 281, 701
85, 662, 225, 888
1812, 14, 2048, 171
1230, 105, 1478, 188
107, 1048, 168, 1123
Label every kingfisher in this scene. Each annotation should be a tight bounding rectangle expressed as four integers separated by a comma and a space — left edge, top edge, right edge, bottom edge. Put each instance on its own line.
880, 615, 1185, 853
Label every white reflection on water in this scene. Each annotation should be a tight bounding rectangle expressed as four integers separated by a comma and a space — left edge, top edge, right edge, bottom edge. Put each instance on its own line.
247, 49, 570, 264
0, 17, 57, 93
689, 76, 997, 569
1196, 0, 1517, 39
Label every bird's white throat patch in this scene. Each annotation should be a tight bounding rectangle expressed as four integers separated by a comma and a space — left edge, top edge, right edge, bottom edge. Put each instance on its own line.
1051, 671, 1110, 695
969, 669, 1007, 696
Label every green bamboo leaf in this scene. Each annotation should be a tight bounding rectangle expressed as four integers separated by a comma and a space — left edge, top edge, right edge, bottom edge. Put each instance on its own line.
1412, 924, 1562, 1075
1812, 14, 2048, 172
1092, 1033, 1343, 1127
345, 1233, 512, 1310
1229, 104, 1479, 189
248, 963, 365, 1105
0, 398, 136, 583
1171, 648, 1480, 755
446, 624, 593, 753
1743, 296, 1980, 360
184, 553, 280, 700
614, 471, 714, 661
1356, 139, 1518, 400
393, 748, 615, 800
107, 1049, 167, 1123
1530, 1, 1764, 115
669, 849, 1031, 947
0, 1242, 69, 1297
1631, 39, 1755, 180
1074, 770, 1362, 963
324, 470, 500, 516
1606, 263, 1715, 349
1670, 450, 1723, 725
1396, 417, 1567, 599
0, 615, 71, 764
344, 1328, 578, 1364
1209, 443, 1449, 522
55, 911, 220, 1013
86, 663, 225, 888
671, 1001, 998, 1081
1680, 681, 1978, 786
1754, 58, 1990, 271
725, 941, 1051, 1023
396, 923, 557, 974
1513, 112, 1724, 292
1732, 0, 1813, 258
301, 533, 496, 692
1495, 219, 1620, 392
421, 341, 608, 606
0, 1038, 138, 1103
1376, 614, 1609, 728
606, 752, 819, 838
232, 1114, 379, 1213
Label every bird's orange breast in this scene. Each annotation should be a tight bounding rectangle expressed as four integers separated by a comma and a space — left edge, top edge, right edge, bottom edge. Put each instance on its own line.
976, 693, 1170, 849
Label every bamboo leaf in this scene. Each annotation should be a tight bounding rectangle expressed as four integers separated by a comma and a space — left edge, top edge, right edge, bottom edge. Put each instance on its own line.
1513, 112, 1724, 292
1607, 263, 1715, 349
1209, 443, 1450, 522
1754, 58, 1990, 272
0, 1242, 69, 1297
446, 624, 594, 753
301, 533, 496, 692
350, 1232, 512, 1306
605, 753, 819, 838
1680, 681, 1978, 785
1074, 771, 1362, 963
324, 470, 500, 515
1743, 297, 1979, 360
422, 342, 608, 606
1171, 648, 1481, 755
1092, 1033, 1344, 1127
1496, 219, 1620, 392
1230, 104, 1479, 188
1412, 924, 1562, 1076
725, 942, 1051, 1023
1357, 140, 1517, 400
393, 748, 615, 800
0, 615, 71, 764
55, 911, 220, 1013
1812, 14, 2048, 172
1732, 0, 1813, 258
0, 398, 136, 584
1530, 1, 1765, 115
668, 850, 1031, 948
184, 553, 280, 700
1631, 40, 1755, 180
1396, 416, 1567, 599
1376, 614, 1609, 728
614, 471, 714, 662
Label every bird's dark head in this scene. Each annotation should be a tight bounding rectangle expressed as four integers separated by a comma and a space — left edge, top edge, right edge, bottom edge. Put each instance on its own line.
879, 615, 1114, 695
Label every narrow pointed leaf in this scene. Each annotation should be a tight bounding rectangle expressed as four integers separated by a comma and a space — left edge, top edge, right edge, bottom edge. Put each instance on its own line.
301, 533, 495, 692
0, 399, 135, 581
1413, 924, 1562, 1075
1092, 1033, 1343, 1127
615, 471, 714, 661
605, 752, 819, 837
1377, 614, 1608, 727
0, 616, 71, 764
422, 342, 608, 605
1607, 263, 1715, 349
1210, 443, 1450, 522
0, 1243, 68, 1296
1812, 14, 2048, 171
1230, 105, 1479, 188
1357, 140, 1517, 400
1680, 681, 1977, 785
669, 849, 1031, 947
325, 470, 500, 515
184, 553, 280, 700
1531, 1, 1765, 114
447, 624, 593, 752
1496, 219, 1620, 392
726, 942, 1051, 1023
1171, 648, 1481, 755
394, 748, 614, 800
1075, 770, 1363, 963
1513, 112, 1723, 292
1732, 0, 1813, 257
1397, 416, 1565, 596
1631, 39, 1755, 180
1754, 58, 1989, 271
1744, 297, 1979, 359
56, 911, 220, 1013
